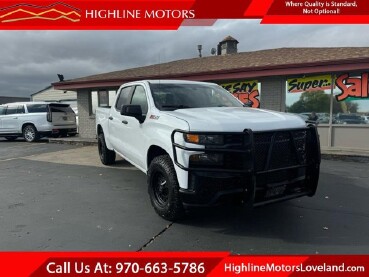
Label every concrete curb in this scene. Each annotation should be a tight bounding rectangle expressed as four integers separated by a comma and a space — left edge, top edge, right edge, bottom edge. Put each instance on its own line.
48, 138, 97, 146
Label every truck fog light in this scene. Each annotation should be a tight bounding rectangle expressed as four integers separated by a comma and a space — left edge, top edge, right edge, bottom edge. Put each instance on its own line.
190, 153, 223, 165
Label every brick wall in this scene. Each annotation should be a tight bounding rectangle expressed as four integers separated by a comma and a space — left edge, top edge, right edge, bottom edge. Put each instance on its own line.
77, 90, 96, 139
260, 77, 286, 112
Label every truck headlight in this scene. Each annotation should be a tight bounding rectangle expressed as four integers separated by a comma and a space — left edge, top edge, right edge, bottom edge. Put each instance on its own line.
184, 134, 224, 145
189, 153, 224, 165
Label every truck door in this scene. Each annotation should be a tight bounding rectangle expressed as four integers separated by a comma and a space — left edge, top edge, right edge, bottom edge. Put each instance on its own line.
109, 86, 134, 155
120, 85, 149, 169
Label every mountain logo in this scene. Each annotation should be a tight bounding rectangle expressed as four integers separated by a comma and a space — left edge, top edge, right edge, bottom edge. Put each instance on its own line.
0, 2, 81, 23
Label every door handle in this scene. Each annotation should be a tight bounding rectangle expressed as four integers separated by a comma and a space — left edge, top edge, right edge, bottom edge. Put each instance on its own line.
108, 116, 113, 120
122, 120, 128, 124
13, 117, 18, 119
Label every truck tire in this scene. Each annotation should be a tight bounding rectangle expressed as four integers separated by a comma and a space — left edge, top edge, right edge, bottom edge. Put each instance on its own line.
98, 133, 116, 165
23, 124, 39, 142
148, 155, 184, 221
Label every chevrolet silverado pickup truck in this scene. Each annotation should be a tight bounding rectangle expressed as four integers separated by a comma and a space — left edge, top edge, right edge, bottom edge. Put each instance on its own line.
96, 80, 320, 220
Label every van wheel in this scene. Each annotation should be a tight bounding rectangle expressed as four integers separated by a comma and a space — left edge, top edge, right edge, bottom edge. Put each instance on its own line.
98, 133, 116, 165
23, 125, 39, 142
148, 155, 184, 221
5, 136, 17, 141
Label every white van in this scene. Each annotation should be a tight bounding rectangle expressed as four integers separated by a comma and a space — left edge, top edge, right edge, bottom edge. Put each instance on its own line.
0, 102, 77, 142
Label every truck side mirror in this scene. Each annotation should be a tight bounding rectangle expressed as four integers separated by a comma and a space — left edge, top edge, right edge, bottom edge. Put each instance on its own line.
121, 105, 144, 123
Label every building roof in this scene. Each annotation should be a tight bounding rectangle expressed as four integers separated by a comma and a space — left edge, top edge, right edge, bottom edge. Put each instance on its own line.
221, 35, 238, 43
30, 85, 52, 96
54, 47, 369, 90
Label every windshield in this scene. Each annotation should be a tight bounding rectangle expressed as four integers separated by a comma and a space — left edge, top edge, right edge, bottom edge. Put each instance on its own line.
149, 83, 243, 111
49, 104, 74, 113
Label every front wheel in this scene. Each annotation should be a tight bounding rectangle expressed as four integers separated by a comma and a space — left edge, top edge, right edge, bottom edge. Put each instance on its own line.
148, 155, 184, 221
98, 133, 116, 165
23, 125, 39, 142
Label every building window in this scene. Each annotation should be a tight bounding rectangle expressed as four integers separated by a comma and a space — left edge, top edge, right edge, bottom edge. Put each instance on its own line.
90, 90, 117, 115
333, 72, 369, 124
98, 90, 109, 107
285, 73, 369, 125
219, 80, 261, 108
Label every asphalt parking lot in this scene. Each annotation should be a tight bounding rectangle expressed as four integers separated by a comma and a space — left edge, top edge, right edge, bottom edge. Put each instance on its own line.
1, 139, 368, 254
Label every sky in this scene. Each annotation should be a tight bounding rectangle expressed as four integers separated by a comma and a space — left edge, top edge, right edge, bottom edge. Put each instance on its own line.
2, 20, 369, 98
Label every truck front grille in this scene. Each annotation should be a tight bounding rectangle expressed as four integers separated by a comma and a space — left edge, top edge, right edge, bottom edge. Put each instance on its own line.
253, 130, 307, 172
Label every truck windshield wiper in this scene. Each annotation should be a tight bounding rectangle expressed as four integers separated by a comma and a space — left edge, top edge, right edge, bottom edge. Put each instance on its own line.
161, 105, 191, 110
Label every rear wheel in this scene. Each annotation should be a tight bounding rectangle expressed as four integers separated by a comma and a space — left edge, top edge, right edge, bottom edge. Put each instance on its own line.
148, 155, 184, 221
5, 136, 17, 141
98, 133, 116, 165
23, 125, 39, 142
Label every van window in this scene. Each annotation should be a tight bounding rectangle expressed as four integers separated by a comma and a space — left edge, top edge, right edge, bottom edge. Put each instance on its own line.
5, 106, 17, 115
0, 106, 5, 115
27, 104, 48, 113
17, 105, 25, 114
50, 105, 74, 113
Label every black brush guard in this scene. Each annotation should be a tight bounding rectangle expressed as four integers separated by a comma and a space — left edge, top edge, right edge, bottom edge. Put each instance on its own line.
171, 126, 321, 207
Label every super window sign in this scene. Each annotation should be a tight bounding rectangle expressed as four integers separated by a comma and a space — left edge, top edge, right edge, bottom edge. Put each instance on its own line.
287, 75, 334, 93
220, 81, 260, 108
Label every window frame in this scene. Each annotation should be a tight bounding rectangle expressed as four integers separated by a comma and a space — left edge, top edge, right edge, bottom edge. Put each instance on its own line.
130, 85, 149, 115
115, 86, 134, 112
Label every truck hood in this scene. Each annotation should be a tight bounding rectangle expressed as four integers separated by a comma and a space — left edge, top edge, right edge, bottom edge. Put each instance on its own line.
163, 107, 306, 132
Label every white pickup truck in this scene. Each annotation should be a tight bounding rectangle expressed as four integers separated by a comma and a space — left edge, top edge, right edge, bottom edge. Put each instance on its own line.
96, 80, 320, 220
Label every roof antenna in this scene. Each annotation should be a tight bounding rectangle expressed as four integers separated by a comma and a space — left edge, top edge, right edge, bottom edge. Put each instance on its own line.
57, 74, 64, 82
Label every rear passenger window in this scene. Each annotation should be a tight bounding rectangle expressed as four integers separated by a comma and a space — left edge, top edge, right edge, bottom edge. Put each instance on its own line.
17, 105, 25, 114
0, 106, 5, 115
5, 106, 17, 115
27, 104, 48, 113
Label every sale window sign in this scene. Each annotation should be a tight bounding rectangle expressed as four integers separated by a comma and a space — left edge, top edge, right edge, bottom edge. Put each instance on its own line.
220, 80, 260, 108
335, 72, 369, 101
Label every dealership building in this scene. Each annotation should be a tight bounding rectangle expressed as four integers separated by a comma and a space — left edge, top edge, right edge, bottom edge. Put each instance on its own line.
54, 36, 369, 150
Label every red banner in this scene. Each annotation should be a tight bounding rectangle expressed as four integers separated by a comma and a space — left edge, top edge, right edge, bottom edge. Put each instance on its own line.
0, 252, 368, 276
0, 0, 369, 30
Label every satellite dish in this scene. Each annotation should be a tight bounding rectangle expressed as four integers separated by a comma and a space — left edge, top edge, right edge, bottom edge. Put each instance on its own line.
211, 48, 216, 55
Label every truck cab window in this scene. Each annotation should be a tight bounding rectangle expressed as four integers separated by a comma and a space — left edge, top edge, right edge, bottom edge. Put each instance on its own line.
131, 86, 148, 115
115, 86, 132, 111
